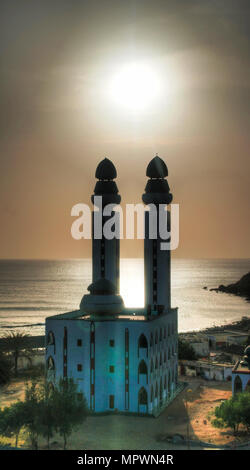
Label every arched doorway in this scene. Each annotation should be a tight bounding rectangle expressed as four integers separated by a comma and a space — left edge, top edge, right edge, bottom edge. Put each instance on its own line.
234, 375, 243, 394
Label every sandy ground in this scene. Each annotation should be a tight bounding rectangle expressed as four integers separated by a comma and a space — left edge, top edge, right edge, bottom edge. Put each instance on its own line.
0, 376, 249, 450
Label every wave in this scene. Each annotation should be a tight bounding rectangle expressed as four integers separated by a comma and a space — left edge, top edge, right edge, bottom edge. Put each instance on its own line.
0, 322, 45, 329
0, 306, 70, 311
0, 279, 82, 283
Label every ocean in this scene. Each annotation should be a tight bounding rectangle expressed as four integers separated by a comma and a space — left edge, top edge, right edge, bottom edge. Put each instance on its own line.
0, 258, 249, 337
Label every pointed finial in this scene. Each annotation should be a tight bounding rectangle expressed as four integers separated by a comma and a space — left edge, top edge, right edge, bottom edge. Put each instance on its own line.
146, 155, 168, 178
95, 158, 117, 180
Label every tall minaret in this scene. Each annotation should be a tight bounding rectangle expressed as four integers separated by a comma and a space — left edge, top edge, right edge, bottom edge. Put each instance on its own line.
142, 156, 173, 315
91, 158, 121, 293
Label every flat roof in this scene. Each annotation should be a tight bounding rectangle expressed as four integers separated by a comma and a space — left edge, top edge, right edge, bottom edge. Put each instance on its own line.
232, 360, 250, 374
47, 307, 177, 322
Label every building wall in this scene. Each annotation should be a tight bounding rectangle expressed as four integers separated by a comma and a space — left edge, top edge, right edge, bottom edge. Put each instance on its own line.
191, 341, 209, 357
232, 372, 250, 394
16, 353, 44, 370
45, 308, 178, 415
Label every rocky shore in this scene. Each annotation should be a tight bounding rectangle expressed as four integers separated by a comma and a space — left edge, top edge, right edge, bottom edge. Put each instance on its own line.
209, 272, 250, 301
200, 315, 250, 335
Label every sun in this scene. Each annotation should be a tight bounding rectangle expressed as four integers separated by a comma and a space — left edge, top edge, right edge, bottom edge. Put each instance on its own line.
109, 62, 161, 112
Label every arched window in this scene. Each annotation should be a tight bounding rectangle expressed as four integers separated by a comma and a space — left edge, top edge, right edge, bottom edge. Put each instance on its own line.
164, 351, 167, 363
168, 346, 171, 359
164, 327, 167, 339
155, 330, 158, 345
164, 375, 167, 390
47, 356, 55, 370
150, 359, 154, 373
138, 360, 147, 375
47, 331, 55, 346
47, 356, 55, 382
160, 379, 163, 403
150, 386, 154, 402
150, 333, 153, 348
245, 380, 250, 392
234, 375, 243, 394
155, 356, 158, 370
138, 360, 148, 384
168, 325, 170, 337
138, 387, 148, 405
138, 334, 148, 357
160, 328, 162, 342
138, 334, 148, 349
155, 382, 158, 399
160, 352, 162, 366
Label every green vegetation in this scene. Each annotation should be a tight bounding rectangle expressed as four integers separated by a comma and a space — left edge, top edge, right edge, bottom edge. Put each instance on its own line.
209, 391, 250, 434
0, 378, 88, 449
0, 351, 12, 385
1, 332, 33, 377
178, 338, 197, 360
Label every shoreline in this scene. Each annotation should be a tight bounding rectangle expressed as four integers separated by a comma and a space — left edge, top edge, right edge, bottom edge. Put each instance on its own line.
1, 316, 249, 347
186, 315, 250, 336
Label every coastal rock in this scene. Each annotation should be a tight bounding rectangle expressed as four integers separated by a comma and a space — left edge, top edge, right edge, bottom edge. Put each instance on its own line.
210, 272, 250, 300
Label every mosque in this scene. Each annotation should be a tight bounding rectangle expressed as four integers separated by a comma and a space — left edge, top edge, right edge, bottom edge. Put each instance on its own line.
45, 156, 179, 415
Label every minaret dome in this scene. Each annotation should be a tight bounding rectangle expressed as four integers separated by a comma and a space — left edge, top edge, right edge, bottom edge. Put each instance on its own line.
95, 158, 117, 180
92, 158, 121, 206
143, 155, 172, 205
146, 155, 168, 178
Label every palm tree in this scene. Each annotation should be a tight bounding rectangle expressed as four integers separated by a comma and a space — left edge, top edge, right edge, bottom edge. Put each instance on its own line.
0, 351, 12, 384
2, 332, 32, 377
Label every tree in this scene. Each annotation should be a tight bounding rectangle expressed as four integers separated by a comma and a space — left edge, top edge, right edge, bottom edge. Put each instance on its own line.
211, 398, 241, 433
37, 381, 56, 449
22, 380, 43, 449
0, 402, 25, 447
0, 351, 12, 385
52, 378, 88, 449
210, 391, 250, 434
237, 392, 250, 431
178, 338, 197, 360
0, 378, 88, 450
1, 332, 33, 377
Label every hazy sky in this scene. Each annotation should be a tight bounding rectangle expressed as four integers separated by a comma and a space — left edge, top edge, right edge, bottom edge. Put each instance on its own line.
0, 0, 249, 259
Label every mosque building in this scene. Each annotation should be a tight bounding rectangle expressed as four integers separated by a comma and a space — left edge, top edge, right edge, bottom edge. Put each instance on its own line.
45, 156, 180, 415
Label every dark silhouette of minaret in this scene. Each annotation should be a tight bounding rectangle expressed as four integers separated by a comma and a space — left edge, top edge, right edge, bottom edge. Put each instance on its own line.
142, 156, 173, 315
91, 158, 121, 293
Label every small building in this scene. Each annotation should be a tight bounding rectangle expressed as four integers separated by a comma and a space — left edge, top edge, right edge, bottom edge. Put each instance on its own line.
179, 332, 210, 357
179, 359, 232, 381
208, 331, 249, 350
232, 345, 250, 395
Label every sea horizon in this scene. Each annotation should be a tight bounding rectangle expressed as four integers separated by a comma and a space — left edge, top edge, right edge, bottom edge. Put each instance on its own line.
0, 258, 249, 338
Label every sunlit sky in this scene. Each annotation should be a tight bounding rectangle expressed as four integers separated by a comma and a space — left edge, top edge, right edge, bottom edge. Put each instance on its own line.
0, 0, 249, 259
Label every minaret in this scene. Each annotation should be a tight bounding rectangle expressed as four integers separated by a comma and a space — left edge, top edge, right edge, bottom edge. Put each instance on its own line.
91, 158, 121, 293
142, 156, 173, 315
